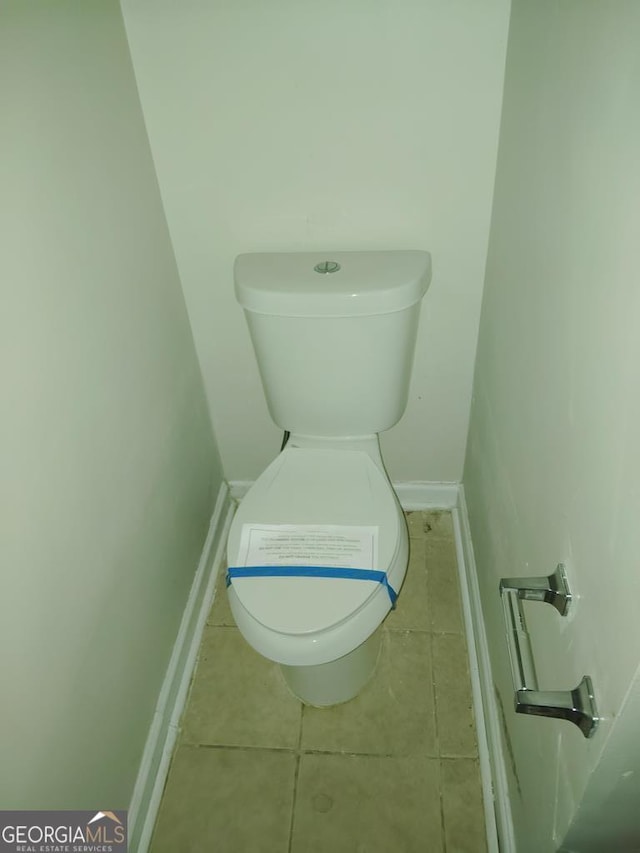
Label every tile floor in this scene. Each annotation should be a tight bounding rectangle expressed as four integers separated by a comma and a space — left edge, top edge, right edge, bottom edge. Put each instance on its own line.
149, 510, 487, 853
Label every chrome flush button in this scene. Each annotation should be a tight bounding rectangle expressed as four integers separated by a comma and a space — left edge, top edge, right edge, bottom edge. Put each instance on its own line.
314, 260, 341, 274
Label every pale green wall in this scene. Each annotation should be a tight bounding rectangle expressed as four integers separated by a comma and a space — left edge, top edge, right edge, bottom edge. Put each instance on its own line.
0, 1, 223, 808
121, 0, 511, 484
464, 1, 640, 850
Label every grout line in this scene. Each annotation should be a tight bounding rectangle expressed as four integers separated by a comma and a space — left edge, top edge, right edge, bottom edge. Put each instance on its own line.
430, 634, 441, 758
287, 703, 305, 853
190, 740, 442, 761
193, 742, 297, 754
430, 630, 448, 852
384, 626, 465, 636
297, 703, 305, 753
287, 753, 301, 853
298, 748, 435, 760
389, 625, 433, 631
440, 759, 449, 853
439, 755, 480, 763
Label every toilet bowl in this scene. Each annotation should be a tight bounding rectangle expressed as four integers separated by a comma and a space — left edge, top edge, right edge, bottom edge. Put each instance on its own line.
226, 250, 431, 705
226, 436, 408, 702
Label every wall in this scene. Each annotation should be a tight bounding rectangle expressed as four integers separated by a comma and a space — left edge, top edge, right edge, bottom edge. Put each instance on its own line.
121, 0, 510, 483
464, 0, 640, 850
0, 1, 223, 809
562, 665, 640, 852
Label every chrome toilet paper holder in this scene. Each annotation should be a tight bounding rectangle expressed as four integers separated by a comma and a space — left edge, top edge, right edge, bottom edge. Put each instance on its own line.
499, 564, 599, 738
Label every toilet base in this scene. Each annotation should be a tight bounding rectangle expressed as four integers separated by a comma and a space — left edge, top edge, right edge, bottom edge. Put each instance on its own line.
280, 627, 382, 706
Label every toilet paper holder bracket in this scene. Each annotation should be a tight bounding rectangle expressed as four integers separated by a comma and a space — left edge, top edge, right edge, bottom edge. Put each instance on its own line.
499, 564, 599, 738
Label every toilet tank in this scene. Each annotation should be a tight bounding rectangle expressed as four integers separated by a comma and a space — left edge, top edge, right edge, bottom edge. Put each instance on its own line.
234, 250, 431, 436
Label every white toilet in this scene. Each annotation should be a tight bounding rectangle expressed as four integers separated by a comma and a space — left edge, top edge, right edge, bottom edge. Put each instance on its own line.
226, 250, 431, 706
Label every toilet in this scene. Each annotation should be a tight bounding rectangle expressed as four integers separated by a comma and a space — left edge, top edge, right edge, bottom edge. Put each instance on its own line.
226, 250, 431, 706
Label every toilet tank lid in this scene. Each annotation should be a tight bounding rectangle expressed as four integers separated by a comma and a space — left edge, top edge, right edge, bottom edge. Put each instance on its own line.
234, 250, 431, 317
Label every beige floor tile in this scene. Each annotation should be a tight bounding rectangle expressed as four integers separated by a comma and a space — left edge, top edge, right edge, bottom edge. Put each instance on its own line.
207, 567, 236, 627
427, 537, 464, 633
181, 626, 302, 749
405, 510, 431, 539
385, 537, 429, 631
423, 510, 455, 541
301, 630, 436, 756
291, 753, 443, 853
441, 758, 487, 853
432, 634, 478, 757
405, 510, 454, 541
150, 744, 296, 853
151, 504, 486, 851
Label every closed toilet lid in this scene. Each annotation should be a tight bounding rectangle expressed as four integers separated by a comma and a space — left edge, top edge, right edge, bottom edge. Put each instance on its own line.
227, 448, 400, 635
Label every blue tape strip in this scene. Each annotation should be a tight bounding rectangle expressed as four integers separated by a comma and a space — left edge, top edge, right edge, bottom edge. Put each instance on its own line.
226, 565, 398, 608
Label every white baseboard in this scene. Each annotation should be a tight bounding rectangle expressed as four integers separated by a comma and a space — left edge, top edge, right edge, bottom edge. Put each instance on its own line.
128, 482, 235, 853
228, 480, 252, 502
455, 485, 515, 853
228, 479, 460, 510
393, 480, 460, 510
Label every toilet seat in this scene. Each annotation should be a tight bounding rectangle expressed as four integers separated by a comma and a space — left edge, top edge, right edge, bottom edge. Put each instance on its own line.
227, 447, 400, 637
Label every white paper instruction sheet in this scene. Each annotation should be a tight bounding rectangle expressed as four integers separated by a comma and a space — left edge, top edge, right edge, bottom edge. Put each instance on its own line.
235, 524, 379, 570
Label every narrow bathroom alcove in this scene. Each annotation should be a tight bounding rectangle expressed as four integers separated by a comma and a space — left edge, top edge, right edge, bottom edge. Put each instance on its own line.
149, 510, 486, 852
